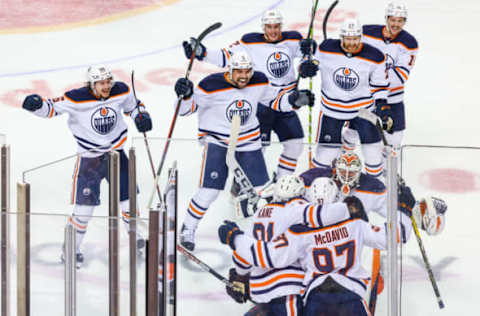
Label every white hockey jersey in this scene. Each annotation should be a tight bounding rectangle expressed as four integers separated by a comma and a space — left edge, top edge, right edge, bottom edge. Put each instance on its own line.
363, 25, 418, 104
178, 71, 295, 151
234, 217, 412, 303
313, 39, 389, 120
232, 196, 351, 303
32, 82, 140, 157
300, 167, 412, 242
204, 31, 303, 98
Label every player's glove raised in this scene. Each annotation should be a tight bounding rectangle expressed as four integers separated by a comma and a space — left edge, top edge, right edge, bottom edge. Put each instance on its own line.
288, 89, 315, 109
398, 183, 416, 216
218, 220, 244, 251
22, 94, 43, 112
344, 196, 369, 222
182, 37, 207, 61
174, 78, 193, 99
134, 108, 152, 133
374, 99, 394, 133
300, 38, 317, 55
226, 268, 250, 304
298, 60, 319, 78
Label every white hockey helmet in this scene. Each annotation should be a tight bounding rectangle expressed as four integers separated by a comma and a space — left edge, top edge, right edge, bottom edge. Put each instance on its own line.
228, 51, 254, 81
334, 152, 362, 195
273, 175, 305, 202
87, 64, 114, 91
261, 9, 284, 29
385, 2, 408, 21
339, 18, 362, 38
307, 177, 339, 205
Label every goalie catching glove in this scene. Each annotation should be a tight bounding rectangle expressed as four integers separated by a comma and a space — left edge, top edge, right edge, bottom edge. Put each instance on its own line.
226, 268, 250, 304
413, 196, 447, 236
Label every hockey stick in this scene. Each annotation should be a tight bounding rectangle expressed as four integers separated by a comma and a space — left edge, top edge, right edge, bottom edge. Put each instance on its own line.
359, 109, 445, 309
397, 178, 445, 309
323, 0, 339, 40
226, 115, 260, 217
131, 70, 162, 201
147, 22, 222, 210
176, 244, 256, 303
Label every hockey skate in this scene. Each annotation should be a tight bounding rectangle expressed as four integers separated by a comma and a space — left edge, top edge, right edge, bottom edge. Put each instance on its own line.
60, 245, 84, 269
179, 224, 196, 251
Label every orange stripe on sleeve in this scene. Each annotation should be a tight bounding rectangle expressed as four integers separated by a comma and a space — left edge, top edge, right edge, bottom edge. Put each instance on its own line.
233, 251, 251, 266
112, 136, 127, 149
256, 240, 267, 268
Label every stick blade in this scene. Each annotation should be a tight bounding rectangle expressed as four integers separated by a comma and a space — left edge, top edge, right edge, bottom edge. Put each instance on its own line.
197, 22, 222, 42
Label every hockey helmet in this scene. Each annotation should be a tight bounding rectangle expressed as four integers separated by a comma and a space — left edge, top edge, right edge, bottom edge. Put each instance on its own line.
87, 64, 114, 92
228, 51, 254, 81
307, 177, 339, 205
273, 175, 305, 202
261, 9, 284, 29
334, 152, 362, 195
385, 2, 408, 21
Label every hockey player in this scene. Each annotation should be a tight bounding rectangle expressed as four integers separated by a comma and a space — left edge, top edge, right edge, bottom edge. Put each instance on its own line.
182, 9, 318, 179
224, 175, 357, 315
300, 18, 390, 179
22, 65, 152, 267
343, 2, 419, 158
219, 180, 417, 315
174, 51, 314, 251
300, 151, 446, 238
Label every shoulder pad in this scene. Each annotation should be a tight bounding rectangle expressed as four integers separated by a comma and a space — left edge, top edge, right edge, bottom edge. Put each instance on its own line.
281, 31, 302, 41
198, 72, 231, 93
362, 24, 384, 39
300, 167, 333, 187
358, 44, 385, 63
319, 39, 342, 53
241, 33, 266, 44
110, 81, 130, 97
65, 87, 97, 102
248, 71, 269, 86
357, 173, 386, 193
394, 30, 418, 50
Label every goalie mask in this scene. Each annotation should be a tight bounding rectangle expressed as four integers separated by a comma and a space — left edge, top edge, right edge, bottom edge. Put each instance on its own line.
273, 175, 305, 202
87, 64, 114, 95
414, 196, 447, 236
307, 177, 339, 205
334, 152, 362, 196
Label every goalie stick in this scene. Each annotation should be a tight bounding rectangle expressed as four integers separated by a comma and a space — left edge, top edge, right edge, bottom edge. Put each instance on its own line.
226, 115, 260, 217
147, 22, 222, 210
358, 108, 445, 309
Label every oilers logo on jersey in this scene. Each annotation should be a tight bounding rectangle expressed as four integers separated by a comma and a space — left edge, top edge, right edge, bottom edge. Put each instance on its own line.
266, 51, 291, 78
225, 99, 252, 125
385, 54, 395, 71
333, 67, 360, 91
91, 106, 117, 135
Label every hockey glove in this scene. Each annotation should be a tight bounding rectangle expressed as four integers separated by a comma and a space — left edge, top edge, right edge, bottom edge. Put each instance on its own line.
374, 99, 394, 133
226, 268, 250, 304
134, 109, 152, 133
300, 38, 318, 55
218, 220, 244, 251
298, 60, 319, 78
22, 94, 43, 112
174, 78, 193, 99
344, 196, 369, 222
182, 37, 207, 61
398, 183, 416, 216
288, 89, 315, 109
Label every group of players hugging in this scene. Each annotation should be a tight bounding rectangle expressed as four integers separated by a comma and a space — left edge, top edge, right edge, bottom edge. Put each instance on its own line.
20, 1, 448, 315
